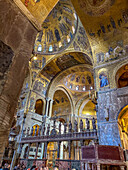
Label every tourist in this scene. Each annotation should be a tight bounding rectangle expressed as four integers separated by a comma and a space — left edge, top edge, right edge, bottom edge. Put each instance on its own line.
3, 163, 9, 170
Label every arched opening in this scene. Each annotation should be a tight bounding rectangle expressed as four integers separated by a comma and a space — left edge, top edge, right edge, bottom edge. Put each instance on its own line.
35, 99, 44, 115
79, 100, 97, 130
52, 90, 71, 122
47, 142, 58, 168
116, 64, 128, 88
118, 105, 128, 149
32, 124, 40, 136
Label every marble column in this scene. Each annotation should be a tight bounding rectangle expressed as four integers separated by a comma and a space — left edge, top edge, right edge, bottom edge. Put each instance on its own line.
60, 142, 63, 159
85, 163, 88, 170
41, 143, 44, 159
26, 143, 31, 159
57, 141, 61, 159
44, 142, 48, 159
35, 143, 39, 159
120, 166, 125, 170
68, 140, 72, 159
81, 162, 85, 170
45, 98, 50, 117
97, 163, 100, 170
49, 100, 53, 117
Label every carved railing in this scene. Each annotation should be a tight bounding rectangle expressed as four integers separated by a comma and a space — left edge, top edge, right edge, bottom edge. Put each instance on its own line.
20, 129, 98, 144
20, 117, 98, 144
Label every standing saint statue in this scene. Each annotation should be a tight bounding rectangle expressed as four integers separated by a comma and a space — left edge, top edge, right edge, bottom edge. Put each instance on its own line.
74, 120, 78, 132
86, 118, 90, 130
59, 122, 61, 134
80, 119, 83, 132
31, 126, 34, 136
64, 122, 67, 134
69, 121, 72, 133
92, 117, 96, 130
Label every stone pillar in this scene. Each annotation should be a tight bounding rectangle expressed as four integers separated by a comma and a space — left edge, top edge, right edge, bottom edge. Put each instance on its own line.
35, 143, 39, 159
44, 142, 48, 159
45, 98, 50, 117
41, 143, 44, 159
81, 162, 84, 170
0, 130, 9, 162
68, 140, 71, 159
97, 89, 128, 146
120, 166, 125, 170
26, 143, 31, 159
49, 100, 53, 117
85, 163, 88, 170
57, 141, 61, 159
60, 142, 63, 159
97, 163, 100, 170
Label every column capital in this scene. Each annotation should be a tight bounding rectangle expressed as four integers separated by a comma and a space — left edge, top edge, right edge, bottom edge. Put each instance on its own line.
45, 97, 50, 101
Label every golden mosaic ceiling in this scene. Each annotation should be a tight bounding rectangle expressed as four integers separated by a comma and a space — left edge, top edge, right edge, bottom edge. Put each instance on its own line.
63, 71, 94, 92
34, 0, 78, 54
71, 0, 128, 66
14, 0, 59, 29
41, 52, 92, 81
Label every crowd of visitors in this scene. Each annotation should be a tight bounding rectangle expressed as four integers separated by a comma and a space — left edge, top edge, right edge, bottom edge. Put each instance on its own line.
0, 163, 56, 170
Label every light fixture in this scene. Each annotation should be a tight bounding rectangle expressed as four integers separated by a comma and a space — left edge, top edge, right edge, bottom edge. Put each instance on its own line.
90, 86, 93, 90
33, 56, 37, 60
83, 86, 86, 91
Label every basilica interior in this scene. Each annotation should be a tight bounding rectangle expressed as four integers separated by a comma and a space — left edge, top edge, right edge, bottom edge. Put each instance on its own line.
0, 0, 128, 169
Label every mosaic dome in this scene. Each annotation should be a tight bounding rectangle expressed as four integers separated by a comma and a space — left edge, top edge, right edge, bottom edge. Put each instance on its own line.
79, 0, 115, 16
34, 0, 78, 55
64, 72, 94, 92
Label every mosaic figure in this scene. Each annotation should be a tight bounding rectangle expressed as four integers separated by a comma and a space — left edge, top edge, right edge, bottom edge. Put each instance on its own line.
54, 28, 61, 42
37, 31, 43, 42
87, 74, 92, 84
99, 73, 109, 88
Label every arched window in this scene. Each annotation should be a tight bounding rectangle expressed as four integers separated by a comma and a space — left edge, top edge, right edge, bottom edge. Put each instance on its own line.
49, 45, 53, 52
37, 44, 42, 52
35, 99, 43, 115
116, 64, 128, 88
118, 105, 128, 149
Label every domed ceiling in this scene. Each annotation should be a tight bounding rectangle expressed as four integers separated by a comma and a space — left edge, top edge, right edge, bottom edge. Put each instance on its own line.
34, 0, 78, 55
78, 0, 115, 16
63, 71, 94, 92
41, 52, 92, 81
